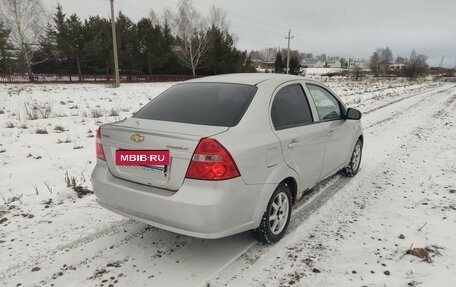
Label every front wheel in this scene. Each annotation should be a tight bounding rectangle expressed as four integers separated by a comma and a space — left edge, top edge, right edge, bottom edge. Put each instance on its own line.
252, 183, 292, 244
341, 139, 363, 177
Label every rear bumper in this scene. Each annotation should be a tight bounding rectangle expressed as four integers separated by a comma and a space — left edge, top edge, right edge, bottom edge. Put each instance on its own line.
91, 161, 273, 239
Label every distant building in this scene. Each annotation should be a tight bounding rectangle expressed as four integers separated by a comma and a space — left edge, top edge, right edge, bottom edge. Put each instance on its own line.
301, 58, 342, 69
258, 61, 275, 70
301, 59, 324, 68
389, 63, 406, 70
251, 59, 275, 72
301, 58, 317, 68
313, 60, 326, 68
348, 59, 368, 70
325, 60, 342, 68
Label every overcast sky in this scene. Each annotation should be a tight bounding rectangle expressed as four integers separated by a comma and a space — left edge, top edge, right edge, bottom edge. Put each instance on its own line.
42, 0, 456, 67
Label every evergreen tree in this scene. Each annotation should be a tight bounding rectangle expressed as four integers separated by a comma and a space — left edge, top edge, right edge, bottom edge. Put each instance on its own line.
137, 18, 170, 75
82, 16, 113, 75
64, 14, 84, 80
32, 5, 64, 74
275, 51, 285, 73
160, 17, 189, 75
288, 56, 302, 75
51, 4, 68, 74
0, 20, 12, 73
206, 26, 230, 74
204, 26, 255, 75
37, 5, 85, 79
243, 55, 257, 73
9, 2, 264, 77
116, 12, 140, 76
32, 23, 59, 73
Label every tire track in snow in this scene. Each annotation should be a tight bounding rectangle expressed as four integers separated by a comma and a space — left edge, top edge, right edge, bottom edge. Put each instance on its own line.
1, 219, 134, 280
362, 84, 455, 129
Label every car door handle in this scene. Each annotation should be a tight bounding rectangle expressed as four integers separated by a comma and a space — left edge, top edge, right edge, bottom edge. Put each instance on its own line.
327, 130, 334, 137
288, 139, 299, 148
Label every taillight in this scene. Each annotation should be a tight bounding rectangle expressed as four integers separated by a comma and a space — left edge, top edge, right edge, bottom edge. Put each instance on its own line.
96, 128, 106, 160
185, 138, 240, 181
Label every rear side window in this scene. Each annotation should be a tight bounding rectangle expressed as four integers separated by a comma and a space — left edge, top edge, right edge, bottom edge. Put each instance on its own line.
271, 84, 313, 130
134, 83, 257, 127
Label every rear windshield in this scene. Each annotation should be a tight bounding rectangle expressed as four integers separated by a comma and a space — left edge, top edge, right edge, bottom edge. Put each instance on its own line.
134, 83, 257, 127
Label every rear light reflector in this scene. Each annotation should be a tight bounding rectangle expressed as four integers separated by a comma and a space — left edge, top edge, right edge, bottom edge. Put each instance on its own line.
185, 138, 240, 180
96, 128, 106, 160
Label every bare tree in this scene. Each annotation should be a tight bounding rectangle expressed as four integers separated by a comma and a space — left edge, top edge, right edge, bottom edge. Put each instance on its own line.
0, 0, 46, 81
162, 7, 174, 32
174, 0, 209, 76
260, 47, 278, 62
395, 56, 407, 64
369, 47, 393, 76
369, 50, 380, 75
208, 6, 229, 33
405, 50, 428, 78
149, 9, 160, 26
380, 47, 393, 74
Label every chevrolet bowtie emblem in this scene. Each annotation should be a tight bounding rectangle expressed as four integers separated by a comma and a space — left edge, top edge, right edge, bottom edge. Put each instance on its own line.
130, 134, 144, 143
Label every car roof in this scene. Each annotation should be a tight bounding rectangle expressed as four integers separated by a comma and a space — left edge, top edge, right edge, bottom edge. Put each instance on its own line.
184, 73, 312, 86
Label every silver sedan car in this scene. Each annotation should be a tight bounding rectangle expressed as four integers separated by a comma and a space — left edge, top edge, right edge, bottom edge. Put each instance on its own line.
92, 73, 363, 243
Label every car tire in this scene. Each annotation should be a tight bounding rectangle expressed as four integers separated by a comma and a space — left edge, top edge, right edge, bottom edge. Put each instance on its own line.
341, 139, 363, 177
252, 183, 292, 244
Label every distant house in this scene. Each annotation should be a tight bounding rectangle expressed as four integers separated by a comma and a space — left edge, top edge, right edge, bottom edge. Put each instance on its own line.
251, 59, 275, 72
348, 59, 368, 70
301, 58, 317, 68
313, 60, 326, 68
326, 60, 342, 68
389, 63, 405, 70
259, 61, 275, 70
302, 58, 327, 68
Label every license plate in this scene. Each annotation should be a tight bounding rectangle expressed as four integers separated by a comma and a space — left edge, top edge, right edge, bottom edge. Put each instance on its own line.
115, 150, 170, 166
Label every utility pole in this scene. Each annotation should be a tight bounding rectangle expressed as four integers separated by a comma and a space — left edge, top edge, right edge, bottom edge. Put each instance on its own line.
110, 0, 120, 87
285, 29, 294, 74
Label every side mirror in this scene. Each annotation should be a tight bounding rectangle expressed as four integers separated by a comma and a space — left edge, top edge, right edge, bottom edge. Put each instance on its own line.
346, 108, 362, 120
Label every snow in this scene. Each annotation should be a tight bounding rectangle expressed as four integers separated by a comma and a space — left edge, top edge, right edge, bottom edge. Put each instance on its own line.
304, 68, 343, 75
1, 79, 455, 287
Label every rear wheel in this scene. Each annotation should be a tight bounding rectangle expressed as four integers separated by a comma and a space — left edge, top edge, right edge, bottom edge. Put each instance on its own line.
252, 183, 292, 244
341, 139, 363, 177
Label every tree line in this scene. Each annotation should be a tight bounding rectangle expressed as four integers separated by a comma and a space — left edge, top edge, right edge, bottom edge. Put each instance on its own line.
0, 0, 256, 81
274, 49, 302, 75
369, 47, 429, 78
0, 0, 433, 81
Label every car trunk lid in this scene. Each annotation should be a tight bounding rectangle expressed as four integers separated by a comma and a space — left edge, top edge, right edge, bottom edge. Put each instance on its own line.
100, 118, 228, 191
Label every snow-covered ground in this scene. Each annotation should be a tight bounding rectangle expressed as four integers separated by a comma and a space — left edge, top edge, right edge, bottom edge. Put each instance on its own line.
0, 78, 455, 287
304, 68, 343, 76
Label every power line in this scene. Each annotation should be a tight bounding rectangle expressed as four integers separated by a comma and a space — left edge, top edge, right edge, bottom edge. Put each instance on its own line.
191, 0, 289, 32
187, 0, 329, 53
109, 0, 277, 48
100, 0, 330, 54
293, 34, 329, 53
